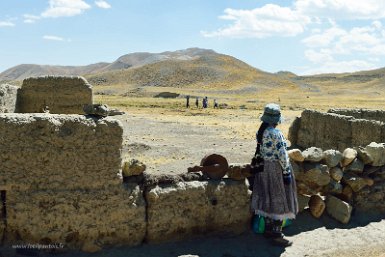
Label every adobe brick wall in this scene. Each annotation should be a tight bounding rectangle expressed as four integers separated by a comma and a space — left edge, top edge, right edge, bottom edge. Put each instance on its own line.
0, 114, 122, 191
329, 108, 385, 123
289, 109, 385, 151
17, 76, 92, 114
0, 114, 147, 249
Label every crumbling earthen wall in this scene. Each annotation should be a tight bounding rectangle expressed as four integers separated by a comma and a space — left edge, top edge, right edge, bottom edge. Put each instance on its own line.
289, 109, 385, 151
0, 114, 122, 191
17, 76, 92, 114
0, 84, 18, 113
145, 179, 251, 243
329, 108, 385, 123
0, 113, 146, 249
0, 113, 252, 251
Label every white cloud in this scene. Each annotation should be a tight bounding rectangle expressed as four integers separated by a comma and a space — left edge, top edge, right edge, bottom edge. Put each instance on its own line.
295, 0, 385, 20
23, 14, 41, 24
301, 21, 385, 74
302, 26, 346, 48
204, 1, 385, 39
41, 0, 91, 18
303, 22, 385, 58
202, 4, 311, 38
95, 0, 111, 9
0, 21, 15, 27
301, 60, 378, 75
43, 35, 65, 41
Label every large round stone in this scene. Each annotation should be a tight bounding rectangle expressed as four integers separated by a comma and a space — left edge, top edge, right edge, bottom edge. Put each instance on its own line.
341, 148, 357, 167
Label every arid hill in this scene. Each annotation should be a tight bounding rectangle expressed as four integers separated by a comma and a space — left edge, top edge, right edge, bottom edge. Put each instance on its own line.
0, 48, 297, 93
1, 48, 384, 94
0, 63, 109, 82
86, 51, 295, 89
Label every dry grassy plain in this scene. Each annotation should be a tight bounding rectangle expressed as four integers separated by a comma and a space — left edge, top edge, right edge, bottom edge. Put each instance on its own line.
95, 82, 385, 137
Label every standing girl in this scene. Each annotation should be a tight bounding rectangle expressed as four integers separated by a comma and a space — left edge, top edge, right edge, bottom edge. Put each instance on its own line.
251, 103, 298, 246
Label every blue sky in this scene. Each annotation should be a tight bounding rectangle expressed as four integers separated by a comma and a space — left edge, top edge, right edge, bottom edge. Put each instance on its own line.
1, 0, 385, 75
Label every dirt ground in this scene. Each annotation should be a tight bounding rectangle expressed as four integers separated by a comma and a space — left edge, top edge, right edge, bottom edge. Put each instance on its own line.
117, 108, 300, 174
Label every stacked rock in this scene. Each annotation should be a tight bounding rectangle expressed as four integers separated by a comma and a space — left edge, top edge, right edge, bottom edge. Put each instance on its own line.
289, 142, 385, 224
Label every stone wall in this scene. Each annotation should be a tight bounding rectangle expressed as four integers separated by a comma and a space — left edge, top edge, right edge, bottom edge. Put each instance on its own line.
288, 143, 385, 223
329, 108, 385, 123
0, 84, 18, 113
17, 76, 92, 114
289, 109, 385, 151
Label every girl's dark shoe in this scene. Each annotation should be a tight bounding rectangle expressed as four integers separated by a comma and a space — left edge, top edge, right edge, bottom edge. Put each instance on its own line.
272, 236, 293, 247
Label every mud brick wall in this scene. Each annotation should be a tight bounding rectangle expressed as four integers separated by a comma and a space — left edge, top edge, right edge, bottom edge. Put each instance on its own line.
5, 184, 146, 248
351, 119, 384, 146
294, 110, 354, 150
289, 110, 385, 151
17, 76, 92, 114
0, 114, 123, 191
0, 113, 148, 249
145, 179, 251, 243
329, 108, 385, 123
0, 84, 18, 113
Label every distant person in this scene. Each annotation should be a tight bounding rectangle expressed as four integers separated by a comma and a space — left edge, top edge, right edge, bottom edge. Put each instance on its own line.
214, 99, 218, 109
186, 95, 190, 108
195, 97, 199, 108
202, 97, 207, 108
203, 96, 208, 108
251, 103, 298, 247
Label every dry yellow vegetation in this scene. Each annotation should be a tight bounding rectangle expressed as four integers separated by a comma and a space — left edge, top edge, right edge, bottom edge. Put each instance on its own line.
95, 79, 385, 139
